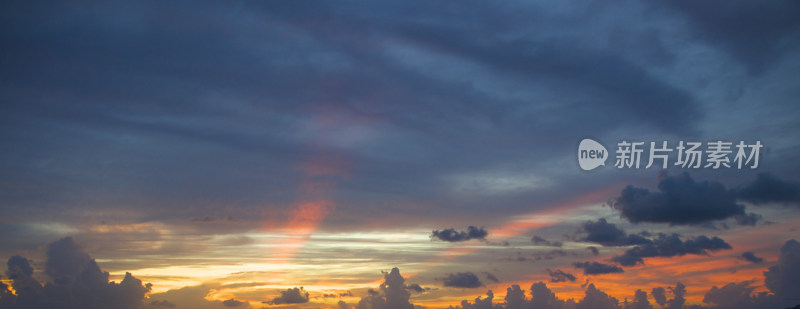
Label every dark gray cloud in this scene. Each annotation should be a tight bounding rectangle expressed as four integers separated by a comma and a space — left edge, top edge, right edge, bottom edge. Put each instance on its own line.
764, 239, 800, 302
441, 272, 483, 288
580, 218, 651, 246
702, 281, 756, 308
531, 236, 562, 248
268, 287, 309, 305
586, 247, 599, 256
222, 298, 246, 307
737, 173, 800, 205
357, 267, 413, 309
611, 233, 731, 266
546, 269, 576, 283
1, 237, 151, 309
613, 173, 745, 225
629, 289, 652, 309
485, 273, 499, 283
431, 226, 488, 242
739, 252, 763, 264
404, 283, 424, 293
577, 284, 619, 309
573, 261, 624, 275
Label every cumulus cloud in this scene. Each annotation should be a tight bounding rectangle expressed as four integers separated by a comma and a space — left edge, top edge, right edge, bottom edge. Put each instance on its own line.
356, 267, 414, 309
431, 226, 488, 242
764, 239, 800, 302
739, 252, 764, 264
222, 298, 246, 307
628, 289, 652, 309
531, 236, 562, 247
577, 284, 618, 309
581, 219, 650, 246
573, 261, 624, 275
546, 269, 576, 283
611, 233, 731, 266
586, 247, 599, 256
485, 273, 499, 283
1, 237, 151, 309
737, 173, 800, 205
441, 272, 484, 288
405, 283, 425, 293
268, 287, 309, 305
612, 173, 745, 225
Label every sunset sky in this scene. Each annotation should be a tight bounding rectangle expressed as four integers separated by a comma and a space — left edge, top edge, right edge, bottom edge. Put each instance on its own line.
1, 1, 800, 309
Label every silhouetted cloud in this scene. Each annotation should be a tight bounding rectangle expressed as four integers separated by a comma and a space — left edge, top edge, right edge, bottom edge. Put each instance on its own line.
629, 289, 652, 309
485, 273, 499, 283
739, 252, 764, 264
573, 261, 624, 275
546, 269, 576, 283
577, 284, 618, 309
613, 173, 745, 225
586, 247, 599, 256
737, 173, 800, 205
581, 218, 651, 246
611, 233, 732, 266
405, 283, 424, 293
268, 287, 309, 305
1, 237, 151, 309
531, 236, 562, 247
356, 268, 414, 309
431, 226, 488, 242
222, 298, 246, 307
764, 239, 800, 302
441, 272, 483, 288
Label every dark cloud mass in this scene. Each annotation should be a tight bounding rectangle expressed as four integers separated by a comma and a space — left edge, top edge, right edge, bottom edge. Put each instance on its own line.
613, 173, 744, 225
611, 233, 731, 266
739, 251, 763, 264
268, 287, 309, 305
581, 218, 650, 246
531, 236, 562, 248
441, 272, 483, 288
1, 237, 151, 309
737, 173, 800, 205
573, 261, 624, 275
764, 239, 800, 301
546, 269, 576, 283
431, 226, 488, 242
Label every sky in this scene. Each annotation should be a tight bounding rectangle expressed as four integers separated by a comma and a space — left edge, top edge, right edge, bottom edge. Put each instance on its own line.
1, 1, 800, 309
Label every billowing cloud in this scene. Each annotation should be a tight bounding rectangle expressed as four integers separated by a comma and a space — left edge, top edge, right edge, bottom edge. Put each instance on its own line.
1, 237, 151, 309
531, 236, 562, 247
485, 273, 499, 283
629, 289, 652, 309
356, 268, 413, 309
546, 269, 576, 283
611, 233, 731, 266
737, 173, 800, 205
739, 251, 764, 264
222, 298, 246, 307
441, 272, 483, 288
586, 247, 599, 256
268, 287, 309, 305
612, 173, 745, 225
580, 218, 650, 246
573, 261, 624, 275
763, 239, 800, 302
577, 284, 618, 309
431, 226, 488, 242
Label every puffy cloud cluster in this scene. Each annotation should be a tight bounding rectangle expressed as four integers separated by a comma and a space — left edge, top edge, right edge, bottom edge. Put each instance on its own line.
431, 226, 488, 242
355, 268, 414, 309
1, 237, 151, 309
580, 219, 649, 247
532, 236, 562, 248
267, 287, 309, 305
546, 270, 575, 283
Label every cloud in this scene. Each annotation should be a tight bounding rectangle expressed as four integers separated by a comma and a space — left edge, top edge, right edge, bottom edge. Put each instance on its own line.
702, 281, 757, 308
611, 233, 732, 266
150, 284, 250, 309
577, 284, 618, 309
431, 226, 488, 242
612, 173, 745, 225
546, 269, 576, 283
763, 239, 800, 302
573, 261, 624, 275
737, 173, 800, 205
356, 267, 414, 309
629, 289, 652, 309
222, 298, 246, 307
580, 218, 650, 246
441, 272, 483, 288
586, 247, 599, 256
531, 236, 562, 247
739, 252, 764, 264
1, 237, 151, 309
485, 273, 499, 283
268, 287, 309, 305
405, 283, 425, 293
